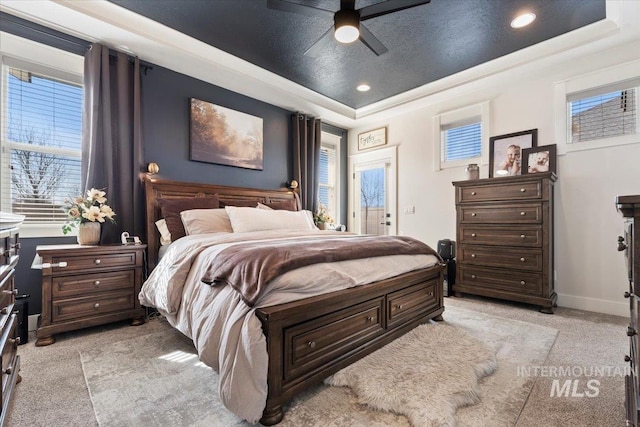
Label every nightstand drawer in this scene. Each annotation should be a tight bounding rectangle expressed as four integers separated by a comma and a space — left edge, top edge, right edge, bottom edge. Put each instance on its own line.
459, 265, 542, 296
0, 314, 18, 406
52, 291, 135, 323
459, 225, 543, 247
459, 245, 543, 271
0, 269, 15, 314
51, 252, 137, 272
458, 181, 542, 203
52, 270, 134, 299
459, 203, 542, 224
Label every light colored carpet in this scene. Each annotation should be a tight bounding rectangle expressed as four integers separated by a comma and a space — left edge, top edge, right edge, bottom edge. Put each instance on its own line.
79, 305, 557, 426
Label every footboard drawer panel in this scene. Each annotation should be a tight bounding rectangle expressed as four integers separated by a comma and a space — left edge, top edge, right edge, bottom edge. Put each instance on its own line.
283, 297, 385, 382
387, 279, 438, 329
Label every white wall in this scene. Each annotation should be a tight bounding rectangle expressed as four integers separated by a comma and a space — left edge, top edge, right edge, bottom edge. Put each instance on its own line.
348, 40, 640, 317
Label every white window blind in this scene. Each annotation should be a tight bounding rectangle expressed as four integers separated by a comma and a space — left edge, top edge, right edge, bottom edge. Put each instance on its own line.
1, 60, 83, 224
318, 142, 337, 221
569, 79, 639, 143
441, 118, 482, 162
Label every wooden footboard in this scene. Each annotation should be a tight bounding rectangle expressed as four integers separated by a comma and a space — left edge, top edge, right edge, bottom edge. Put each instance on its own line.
255, 264, 445, 425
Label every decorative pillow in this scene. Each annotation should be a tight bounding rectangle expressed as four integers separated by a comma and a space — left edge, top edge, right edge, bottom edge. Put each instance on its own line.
155, 219, 172, 245
218, 199, 259, 208
262, 199, 298, 211
256, 202, 273, 210
157, 196, 219, 241
180, 208, 233, 235
225, 206, 316, 232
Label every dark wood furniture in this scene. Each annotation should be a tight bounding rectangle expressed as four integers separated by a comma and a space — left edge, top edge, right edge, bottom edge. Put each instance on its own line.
144, 177, 445, 425
35, 244, 147, 346
452, 172, 557, 313
0, 227, 20, 426
617, 195, 640, 427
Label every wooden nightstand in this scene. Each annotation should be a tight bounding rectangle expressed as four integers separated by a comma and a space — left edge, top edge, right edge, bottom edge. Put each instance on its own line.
35, 244, 147, 346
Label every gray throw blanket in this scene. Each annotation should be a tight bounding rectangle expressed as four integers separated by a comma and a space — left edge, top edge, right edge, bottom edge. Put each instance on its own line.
201, 235, 441, 307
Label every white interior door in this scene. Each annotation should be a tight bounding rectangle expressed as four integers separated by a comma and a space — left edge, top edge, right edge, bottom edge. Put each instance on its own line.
349, 146, 397, 235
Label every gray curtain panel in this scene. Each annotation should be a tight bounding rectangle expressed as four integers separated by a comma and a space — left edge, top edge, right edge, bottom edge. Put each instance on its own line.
82, 43, 144, 244
292, 112, 322, 213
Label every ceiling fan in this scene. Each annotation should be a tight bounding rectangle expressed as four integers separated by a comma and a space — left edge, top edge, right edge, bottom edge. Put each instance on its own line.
267, 0, 431, 56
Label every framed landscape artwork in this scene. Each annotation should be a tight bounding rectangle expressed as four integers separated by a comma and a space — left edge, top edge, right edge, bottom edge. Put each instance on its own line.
523, 144, 557, 175
190, 98, 264, 170
488, 129, 538, 178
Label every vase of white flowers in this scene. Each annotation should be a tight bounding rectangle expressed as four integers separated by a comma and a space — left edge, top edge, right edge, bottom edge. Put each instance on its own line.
62, 188, 116, 245
314, 204, 334, 230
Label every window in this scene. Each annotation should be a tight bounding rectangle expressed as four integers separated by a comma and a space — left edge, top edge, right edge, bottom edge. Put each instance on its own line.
1, 40, 83, 236
318, 132, 340, 223
433, 101, 490, 170
568, 82, 638, 144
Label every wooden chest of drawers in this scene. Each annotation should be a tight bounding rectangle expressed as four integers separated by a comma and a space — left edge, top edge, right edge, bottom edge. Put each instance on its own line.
35, 244, 147, 346
452, 172, 557, 313
0, 227, 20, 427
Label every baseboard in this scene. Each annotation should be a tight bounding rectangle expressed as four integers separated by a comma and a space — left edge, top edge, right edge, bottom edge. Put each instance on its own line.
557, 293, 627, 317
28, 314, 39, 332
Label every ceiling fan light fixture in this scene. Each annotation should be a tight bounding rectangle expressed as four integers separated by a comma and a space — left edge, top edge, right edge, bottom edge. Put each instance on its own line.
334, 9, 360, 44
511, 12, 536, 29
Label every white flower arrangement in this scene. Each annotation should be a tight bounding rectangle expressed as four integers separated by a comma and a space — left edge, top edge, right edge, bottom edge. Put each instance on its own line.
62, 188, 116, 235
314, 203, 334, 225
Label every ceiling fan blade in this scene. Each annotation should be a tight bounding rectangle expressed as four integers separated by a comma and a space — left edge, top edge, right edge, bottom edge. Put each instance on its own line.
359, 24, 388, 56
303, 27, 335, 57
359, 0, 431, 21
266, 0, 334, 19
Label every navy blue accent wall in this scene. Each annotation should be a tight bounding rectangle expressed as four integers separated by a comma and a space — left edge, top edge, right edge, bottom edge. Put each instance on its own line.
141, 64, 293, 189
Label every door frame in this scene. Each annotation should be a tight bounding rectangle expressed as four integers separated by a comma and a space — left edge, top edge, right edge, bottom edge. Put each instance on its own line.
348, 145, 397, 235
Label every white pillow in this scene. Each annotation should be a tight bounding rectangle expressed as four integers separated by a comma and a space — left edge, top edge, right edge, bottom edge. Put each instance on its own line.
180, 208, 233, 235
155, 219, 172, 245
225, 206, 317, 232
256, 202, 273, 210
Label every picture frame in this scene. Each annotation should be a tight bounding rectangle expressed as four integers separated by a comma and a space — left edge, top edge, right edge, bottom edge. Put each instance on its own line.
489, 129, 537, 178
522, 144, 557, 175
189, 98, 264, 170
358, 127, 387, 151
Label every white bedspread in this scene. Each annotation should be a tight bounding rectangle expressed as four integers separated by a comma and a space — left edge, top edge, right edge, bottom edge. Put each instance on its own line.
139, 230, 439, 423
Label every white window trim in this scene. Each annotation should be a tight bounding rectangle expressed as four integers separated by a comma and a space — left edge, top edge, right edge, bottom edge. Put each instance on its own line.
0, 32, 84, 238
554, 58, 640, 155
320, 131, 341, 224
432, 101, 490, 171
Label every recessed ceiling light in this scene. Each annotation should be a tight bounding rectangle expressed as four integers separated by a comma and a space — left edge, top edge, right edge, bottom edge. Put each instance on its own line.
511, 12, 536, 28
357, 84, 371, 92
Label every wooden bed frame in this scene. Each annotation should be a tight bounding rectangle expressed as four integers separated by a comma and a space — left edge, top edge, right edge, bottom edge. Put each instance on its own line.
143, 177, 445, 425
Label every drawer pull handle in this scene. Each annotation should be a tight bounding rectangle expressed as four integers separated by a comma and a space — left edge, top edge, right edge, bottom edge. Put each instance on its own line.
94, 280, 101, 286
427, 291, 433, 297
471, 233, 476, 237
94, 303, 100, 309
94, 259, 101, 265
471, 254, 476, 258
625, 355, 632, 362
2, 289, 18, 296
4, 367, 12, 375
471, 274, 476, 279
14, 337, 20, 346
471, 213, 477, 217
0, 307, 7, 315
307, 341, 316, 349
520, 234, 526, 239
471, 191, 476, 196
520, 188, 526, 193
520, 211, 526, 216
520, 257, 526, 262
41, 261, 68, 269
366, 316, 374, 323
397, 304, 404, 310
520, 280, 526, 285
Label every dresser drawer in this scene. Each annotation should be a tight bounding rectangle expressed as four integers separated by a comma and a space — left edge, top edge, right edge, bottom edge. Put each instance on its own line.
0, 314, 18, 408
50, 252, 137, 273
459, 203, 542, 224
52, 270, 135, 299
459, 265, 542, 296
458, 181, 542, 203
387, 280, 438, 328
460, 225, 543, 247
52, 291, 135, 323
0, 269, 15, 314
459, 245, 543, 271
283, 297, 385, 382
1, 231, 19, 268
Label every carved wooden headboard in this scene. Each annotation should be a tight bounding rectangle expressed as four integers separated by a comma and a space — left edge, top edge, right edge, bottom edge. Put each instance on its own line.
143, 177, 300, 271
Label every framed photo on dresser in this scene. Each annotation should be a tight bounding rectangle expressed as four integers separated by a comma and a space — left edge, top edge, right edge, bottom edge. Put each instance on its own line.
489, 129, 537, 178
522, 144, 557, 175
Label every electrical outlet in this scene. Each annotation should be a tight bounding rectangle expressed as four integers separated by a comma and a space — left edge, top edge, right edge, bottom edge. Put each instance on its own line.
403, 205, 415, 214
